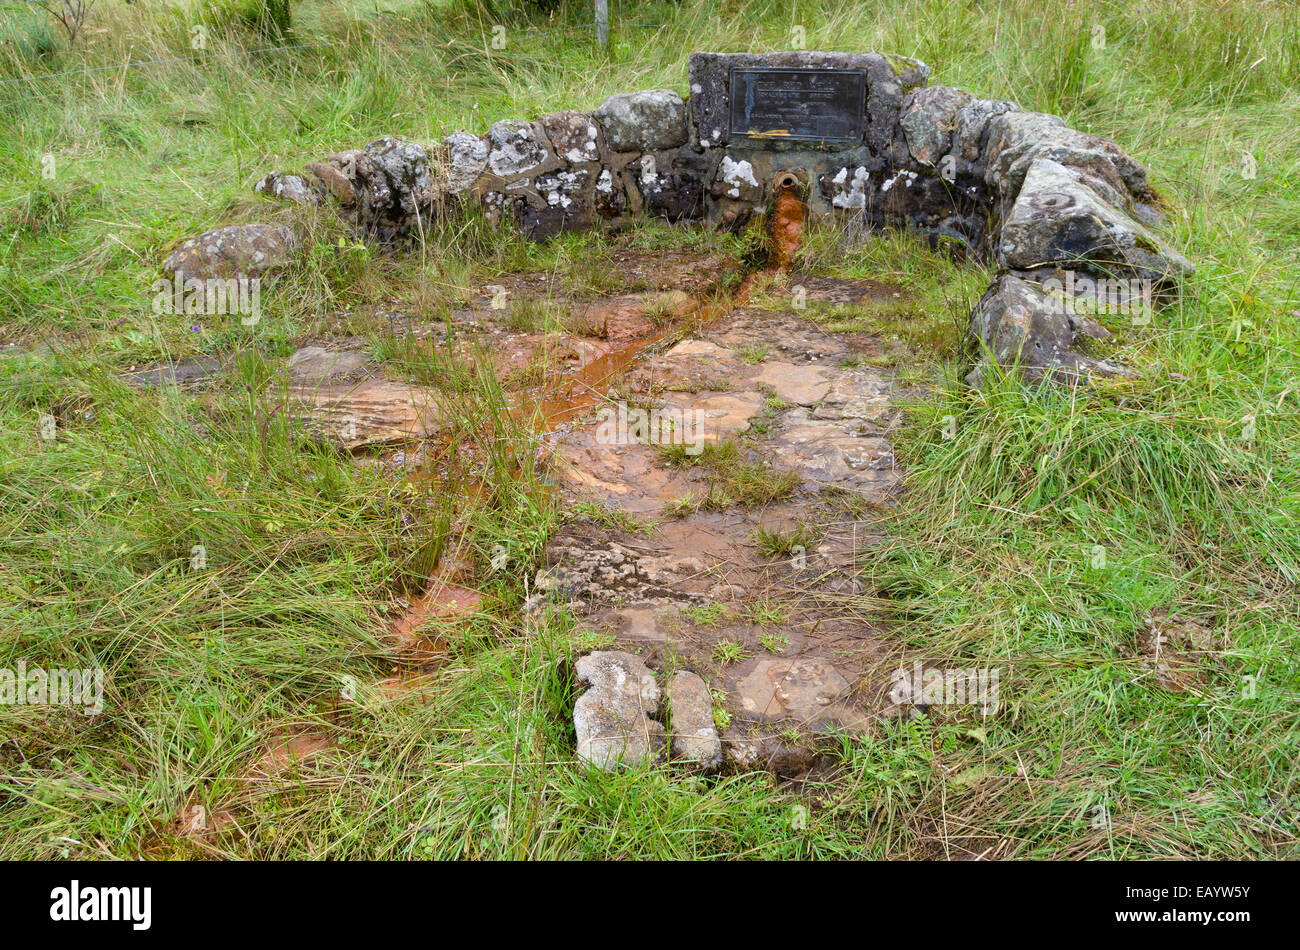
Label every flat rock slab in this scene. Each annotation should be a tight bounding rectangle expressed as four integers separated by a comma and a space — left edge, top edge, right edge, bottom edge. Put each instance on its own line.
532, 514, 758, 611
278, 345, 441, 449
668, 671, 722, 772
287, 346, 372, 383
578, 290, 696, 343
557, 437, 707, 514
574, 651, 666, 770
732, 658, 853, 723
285, 377, 441, 449
769, 415, 899, 494
750, 362, 838, 405
125, 357, 223, 389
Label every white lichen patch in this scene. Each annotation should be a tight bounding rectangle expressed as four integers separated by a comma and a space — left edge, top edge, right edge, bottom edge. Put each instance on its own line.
719, 156, 758, 198
880, 169, 919, 193
639, 155, 660, 191
831, 166, 869, 209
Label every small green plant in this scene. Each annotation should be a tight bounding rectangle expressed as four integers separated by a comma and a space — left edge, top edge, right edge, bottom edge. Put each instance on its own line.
242, 0, 293, 39
684, 602, 729, 627
758, 632, 790, 654
748, 601, 789, 626
506, 296, 561, 333
712, 639, 747, 664
739, 343, 770, 364
572, 629, 617, 651
568, 500, 652, 534
724, 463, 800, 507
663, 492, 703, 518
754, 524, 821, 558
710, 688, 732, 730
657, 438, 738, 468
713, 705, 733, 731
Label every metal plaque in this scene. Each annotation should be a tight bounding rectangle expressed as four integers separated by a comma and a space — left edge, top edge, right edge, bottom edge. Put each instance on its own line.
728, 67, 866, 143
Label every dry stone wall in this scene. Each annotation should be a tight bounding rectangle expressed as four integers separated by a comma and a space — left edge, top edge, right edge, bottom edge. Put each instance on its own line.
176, 50, 1193, 386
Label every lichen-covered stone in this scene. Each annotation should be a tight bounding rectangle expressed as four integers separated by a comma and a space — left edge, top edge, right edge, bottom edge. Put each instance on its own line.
668, 671, 722, 772
541, 110, 606, 165
254, 172, 317, 205
163, 223, 298, 281
966, 272, 1135, 387
983, 111, 1154, 202
363, 136, 435, 217
594, 90, 688, 153
951, 99, 1018, 163
997, 157, 1192, 282
487, 120, 549, 178
443, 131, 489, 194
573, 651, 666, 770
522, 166, 598, 238
900, 85, 973, 166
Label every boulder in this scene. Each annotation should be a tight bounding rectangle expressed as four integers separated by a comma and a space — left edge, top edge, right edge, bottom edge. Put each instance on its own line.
573, 651, 666, 770
966, 272, 1136, 387
983, 111, 1154, 201
951, 98, 1018, 164
997, 157, 1192, 282
594, 90, 688, 153
486, 120, 550, 178
443, 131, 489, 194
363, 136, 435, 218
163, 223, 297, 282
900, 85, 973, 166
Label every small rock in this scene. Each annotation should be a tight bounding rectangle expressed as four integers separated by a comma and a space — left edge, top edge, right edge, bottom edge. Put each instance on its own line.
966, 272, 1137, 387
443, 131, 490, 193
281, 352, 441, 450
306, 161, 357, 206
540, 111, 605, 165
487, 120, 549, 178
126, 357, 222, 389
254, 171, 317, 205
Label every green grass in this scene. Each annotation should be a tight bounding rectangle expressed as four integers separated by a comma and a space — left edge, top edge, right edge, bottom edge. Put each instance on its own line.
1, 0, 1298, 859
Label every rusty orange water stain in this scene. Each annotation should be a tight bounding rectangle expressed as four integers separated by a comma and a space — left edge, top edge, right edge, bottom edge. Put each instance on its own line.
535, 186, 802, 429
382, 192, 807, 674
770, 182, 805, 272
